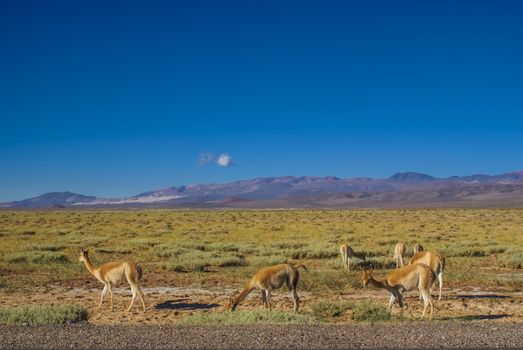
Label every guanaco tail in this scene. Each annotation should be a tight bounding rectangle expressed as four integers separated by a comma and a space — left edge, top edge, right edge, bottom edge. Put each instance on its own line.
79, 249, 146, 312
227, 263, 307, 312
362, 263, 435, 319
409, 250, 446, 301
339, 244, 366, 272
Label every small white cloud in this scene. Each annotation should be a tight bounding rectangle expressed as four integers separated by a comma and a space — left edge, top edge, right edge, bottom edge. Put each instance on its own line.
198, 152, 213, 166
217, 153, 233, 167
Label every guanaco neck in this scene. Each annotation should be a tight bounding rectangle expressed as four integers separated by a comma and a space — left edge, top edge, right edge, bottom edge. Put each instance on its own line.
368, 275, 392, 291
233, 283, 254, 308
82, 256, 97, 277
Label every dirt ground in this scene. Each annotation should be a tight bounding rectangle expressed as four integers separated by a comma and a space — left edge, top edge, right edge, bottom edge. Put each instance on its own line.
1, 271, 522, 325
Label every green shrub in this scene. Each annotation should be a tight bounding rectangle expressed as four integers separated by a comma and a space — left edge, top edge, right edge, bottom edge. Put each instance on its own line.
0, 304, 88, 325
95, 247, 132, 254
5, 251, 69, 264
497, 249, 523, 269
33, 243, 67, 252
310, 300, 351, 320
161, 250, 246, 272
285, 243, 338, 260
210, 253, 247, 268
351, 300, 391, 323
248, 255, 288, 267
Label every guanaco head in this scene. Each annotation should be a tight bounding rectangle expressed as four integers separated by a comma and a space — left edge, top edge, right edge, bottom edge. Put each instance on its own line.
226, 296, 237, 311
79, 248, 89, 262
361, 268, 374, 288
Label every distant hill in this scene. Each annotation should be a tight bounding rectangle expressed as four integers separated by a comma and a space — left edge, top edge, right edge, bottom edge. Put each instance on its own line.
2, 171, 523, 209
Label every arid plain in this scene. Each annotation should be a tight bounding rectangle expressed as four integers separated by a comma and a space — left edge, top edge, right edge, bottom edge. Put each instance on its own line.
1, 209, 522, 326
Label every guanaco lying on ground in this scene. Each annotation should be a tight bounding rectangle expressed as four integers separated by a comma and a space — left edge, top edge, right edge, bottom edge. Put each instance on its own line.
79, 249, 146, 312
339, 244, 366, 272
409, 250, 446, 301
362, 263, 435, 319
227, 263, 307, 312
393, 242, 406, 268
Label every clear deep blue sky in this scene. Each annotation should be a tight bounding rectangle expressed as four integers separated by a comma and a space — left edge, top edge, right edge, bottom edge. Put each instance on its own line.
1, 0, 522, 201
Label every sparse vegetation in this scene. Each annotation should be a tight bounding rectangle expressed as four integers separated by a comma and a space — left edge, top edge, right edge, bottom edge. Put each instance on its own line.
310, 300, 352, 320
497, 248, 523, 269
351, 300, 392, 323
0, 209, 522, 324
0, 304, 88, 325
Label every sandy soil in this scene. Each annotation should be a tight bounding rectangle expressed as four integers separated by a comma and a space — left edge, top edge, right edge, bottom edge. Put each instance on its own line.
1, 271, 522, 325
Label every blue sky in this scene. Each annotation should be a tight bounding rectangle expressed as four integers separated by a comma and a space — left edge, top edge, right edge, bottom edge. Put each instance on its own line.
1, 0, 522, 201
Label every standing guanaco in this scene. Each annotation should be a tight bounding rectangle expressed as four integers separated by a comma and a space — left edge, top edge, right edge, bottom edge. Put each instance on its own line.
409, 250, 446, 301
362, 264, 435, 319
339, 244, 366, 272
393, 242, 406, 268
79, 249, 146, 312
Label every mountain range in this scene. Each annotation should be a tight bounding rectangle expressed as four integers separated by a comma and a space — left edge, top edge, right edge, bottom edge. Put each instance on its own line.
2, 171, 523, 209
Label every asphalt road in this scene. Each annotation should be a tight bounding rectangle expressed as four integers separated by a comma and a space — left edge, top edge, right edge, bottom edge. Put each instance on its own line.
1, 322, 522, 349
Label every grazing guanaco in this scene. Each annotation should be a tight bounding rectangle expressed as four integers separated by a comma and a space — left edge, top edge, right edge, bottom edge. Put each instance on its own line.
79, 249, 146, 312
413, 243, 424, 254
227, 263, 307, 312
339, 244, 366, 272
393, 242, 406, 268
362, 264, 435, 319
409, 250, 446, 301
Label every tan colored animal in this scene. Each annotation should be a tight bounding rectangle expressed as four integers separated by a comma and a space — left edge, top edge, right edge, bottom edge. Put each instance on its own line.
227, 263, 307, 312
339, 244, 366, 272
413, 243, 424, 254
409, 250, 446, 301
362, 264, 435, 319
393, 242, 406, 268
79, 249, 146, 312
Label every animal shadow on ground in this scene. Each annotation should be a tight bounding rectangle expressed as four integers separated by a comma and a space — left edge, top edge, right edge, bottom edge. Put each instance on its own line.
453, 294, 512, 300
155, 299, 220, 311
440, 314, 510, 321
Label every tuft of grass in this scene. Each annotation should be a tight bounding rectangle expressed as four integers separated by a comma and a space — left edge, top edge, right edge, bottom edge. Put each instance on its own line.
95, 247, 132, 254
285, 242, 338, 260
210, 253, 247, 268
496, 249, 523, 269
0, 304, 88, 325
310, 300, 352, 320
248, 255, 288, 267
351, 300, 391, 323
162, 250, 246, 272
177, 310, 314, 325
5, 251, 69, 264
33, 243, 67, 252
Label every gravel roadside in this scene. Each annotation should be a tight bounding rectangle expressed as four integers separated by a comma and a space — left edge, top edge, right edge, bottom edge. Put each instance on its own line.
1, 322, 522, 349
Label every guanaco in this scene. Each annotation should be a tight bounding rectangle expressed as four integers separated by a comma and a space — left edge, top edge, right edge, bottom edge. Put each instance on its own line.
339, 244, 366, 272
413, 243, 424, 254
227, 263, 307, 312
409, 250, 445, 301
79, 249, 146, 312
362, 264, 435, 319
393, 242, 406, 268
